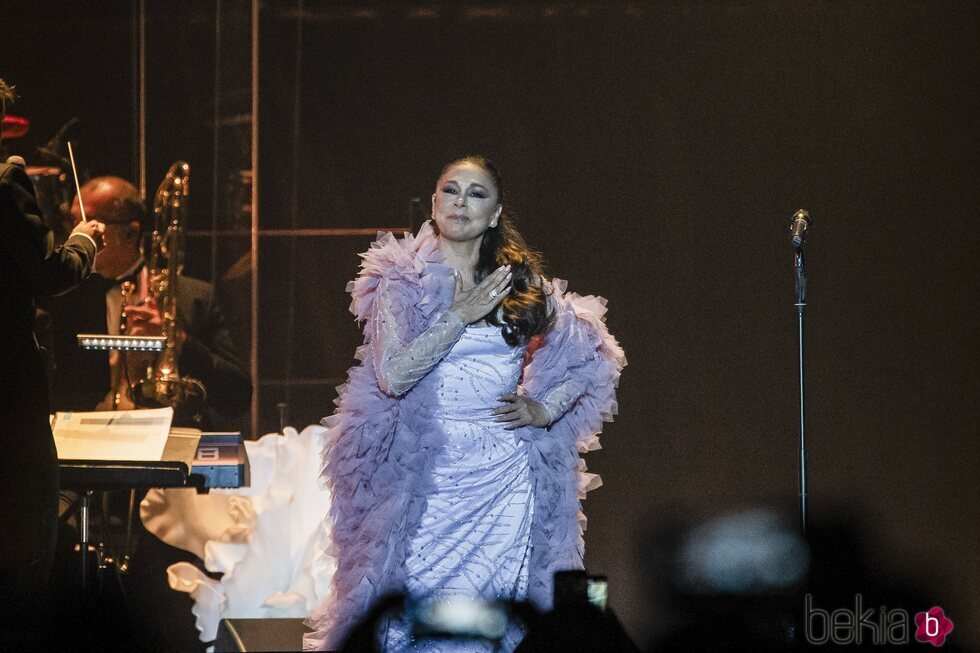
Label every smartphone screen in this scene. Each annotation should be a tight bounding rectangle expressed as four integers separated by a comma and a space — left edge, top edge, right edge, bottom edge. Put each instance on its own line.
587, 576, 608, 612
554, 570, 609, 612
408, 596, 509, 641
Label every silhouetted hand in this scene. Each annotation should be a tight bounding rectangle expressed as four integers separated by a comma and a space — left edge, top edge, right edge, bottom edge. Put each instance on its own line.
71, 219, 106, 251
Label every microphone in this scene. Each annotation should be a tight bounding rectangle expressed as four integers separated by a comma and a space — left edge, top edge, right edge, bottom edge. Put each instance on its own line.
790, 209, 810, 250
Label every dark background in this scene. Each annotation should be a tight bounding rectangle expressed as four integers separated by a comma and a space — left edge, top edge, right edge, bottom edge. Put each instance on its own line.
4, 1, 977, 648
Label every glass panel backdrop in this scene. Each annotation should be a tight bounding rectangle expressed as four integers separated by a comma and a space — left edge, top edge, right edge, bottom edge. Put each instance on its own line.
143, 0, 256, 434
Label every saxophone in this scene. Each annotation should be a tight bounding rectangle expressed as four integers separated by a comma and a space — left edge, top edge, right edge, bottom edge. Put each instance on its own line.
130, 161, 206, 422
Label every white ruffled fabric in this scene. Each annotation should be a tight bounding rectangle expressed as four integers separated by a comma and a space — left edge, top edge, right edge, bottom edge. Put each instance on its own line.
140, 425, 336, 643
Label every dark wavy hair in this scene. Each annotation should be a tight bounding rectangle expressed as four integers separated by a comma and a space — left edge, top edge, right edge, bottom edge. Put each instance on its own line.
438, 155, 553, 346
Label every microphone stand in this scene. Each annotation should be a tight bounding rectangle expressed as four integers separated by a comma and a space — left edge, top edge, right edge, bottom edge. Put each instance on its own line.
794, 246, 808, 533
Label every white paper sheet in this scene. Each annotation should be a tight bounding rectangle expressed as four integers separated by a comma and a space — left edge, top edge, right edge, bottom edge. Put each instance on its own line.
53, 407, 174, 461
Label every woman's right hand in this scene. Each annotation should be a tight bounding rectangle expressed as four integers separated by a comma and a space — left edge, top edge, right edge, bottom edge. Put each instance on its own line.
448, 264, 512, 324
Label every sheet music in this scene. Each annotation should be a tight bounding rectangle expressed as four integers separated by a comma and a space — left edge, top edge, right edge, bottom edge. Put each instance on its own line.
52, 407, 174, 461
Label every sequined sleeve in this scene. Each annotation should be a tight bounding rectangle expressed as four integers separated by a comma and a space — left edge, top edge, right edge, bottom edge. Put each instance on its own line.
538, 377, 588, 424
533, 280, 587, 424
372, 279, 466, 396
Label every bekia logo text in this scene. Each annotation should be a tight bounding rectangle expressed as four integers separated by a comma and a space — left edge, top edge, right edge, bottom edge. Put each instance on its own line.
805, 594, 954, 647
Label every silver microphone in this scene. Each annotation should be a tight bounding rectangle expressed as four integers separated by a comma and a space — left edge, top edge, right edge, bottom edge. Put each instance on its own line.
790, 209, 811, 250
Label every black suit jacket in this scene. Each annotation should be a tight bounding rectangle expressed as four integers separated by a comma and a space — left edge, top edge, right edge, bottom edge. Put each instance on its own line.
0, 160, 95, 572
0, 160, 96, 429
41, 271, 252, 429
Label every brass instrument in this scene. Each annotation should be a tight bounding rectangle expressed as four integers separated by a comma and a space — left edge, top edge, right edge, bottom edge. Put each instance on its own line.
130, 161, 206, 422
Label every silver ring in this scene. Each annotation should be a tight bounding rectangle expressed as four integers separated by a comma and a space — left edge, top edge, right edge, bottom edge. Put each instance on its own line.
489, 290, 498, 298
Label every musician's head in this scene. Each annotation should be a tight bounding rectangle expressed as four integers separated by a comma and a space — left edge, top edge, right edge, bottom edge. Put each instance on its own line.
70, 176, 145, 278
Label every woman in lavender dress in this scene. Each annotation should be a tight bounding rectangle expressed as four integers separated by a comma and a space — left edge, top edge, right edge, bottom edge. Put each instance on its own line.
305, 156, 625, 651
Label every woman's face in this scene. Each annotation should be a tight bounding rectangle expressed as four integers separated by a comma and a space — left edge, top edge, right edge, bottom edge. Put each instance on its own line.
432, 161, 503, 243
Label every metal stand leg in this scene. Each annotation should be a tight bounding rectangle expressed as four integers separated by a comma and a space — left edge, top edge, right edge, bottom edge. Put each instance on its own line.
795, 249, 808, 534
79, 490, 92, 599
119, 489, 137, 573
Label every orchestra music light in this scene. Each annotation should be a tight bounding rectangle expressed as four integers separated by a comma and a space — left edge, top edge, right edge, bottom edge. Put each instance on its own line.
76, 334, 165, 351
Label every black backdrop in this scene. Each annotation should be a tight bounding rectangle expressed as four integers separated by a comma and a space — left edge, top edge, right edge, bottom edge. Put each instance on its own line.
5, 1, 978, 648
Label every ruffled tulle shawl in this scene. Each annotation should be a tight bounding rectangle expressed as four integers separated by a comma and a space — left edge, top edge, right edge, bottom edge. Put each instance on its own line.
304, 222, 625, 650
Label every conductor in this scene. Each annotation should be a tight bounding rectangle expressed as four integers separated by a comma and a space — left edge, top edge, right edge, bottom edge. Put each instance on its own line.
0, 78, 105, 646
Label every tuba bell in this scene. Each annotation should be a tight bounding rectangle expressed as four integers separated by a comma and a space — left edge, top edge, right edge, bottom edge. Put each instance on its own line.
130, 161, 206, 423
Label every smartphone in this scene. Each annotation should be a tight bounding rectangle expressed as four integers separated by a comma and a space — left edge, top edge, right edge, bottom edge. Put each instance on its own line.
554, 570, 608, 612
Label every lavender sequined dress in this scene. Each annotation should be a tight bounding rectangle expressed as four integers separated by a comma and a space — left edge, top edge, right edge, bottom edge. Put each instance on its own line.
304, 225, 626, 653
383, 324, 532, 652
